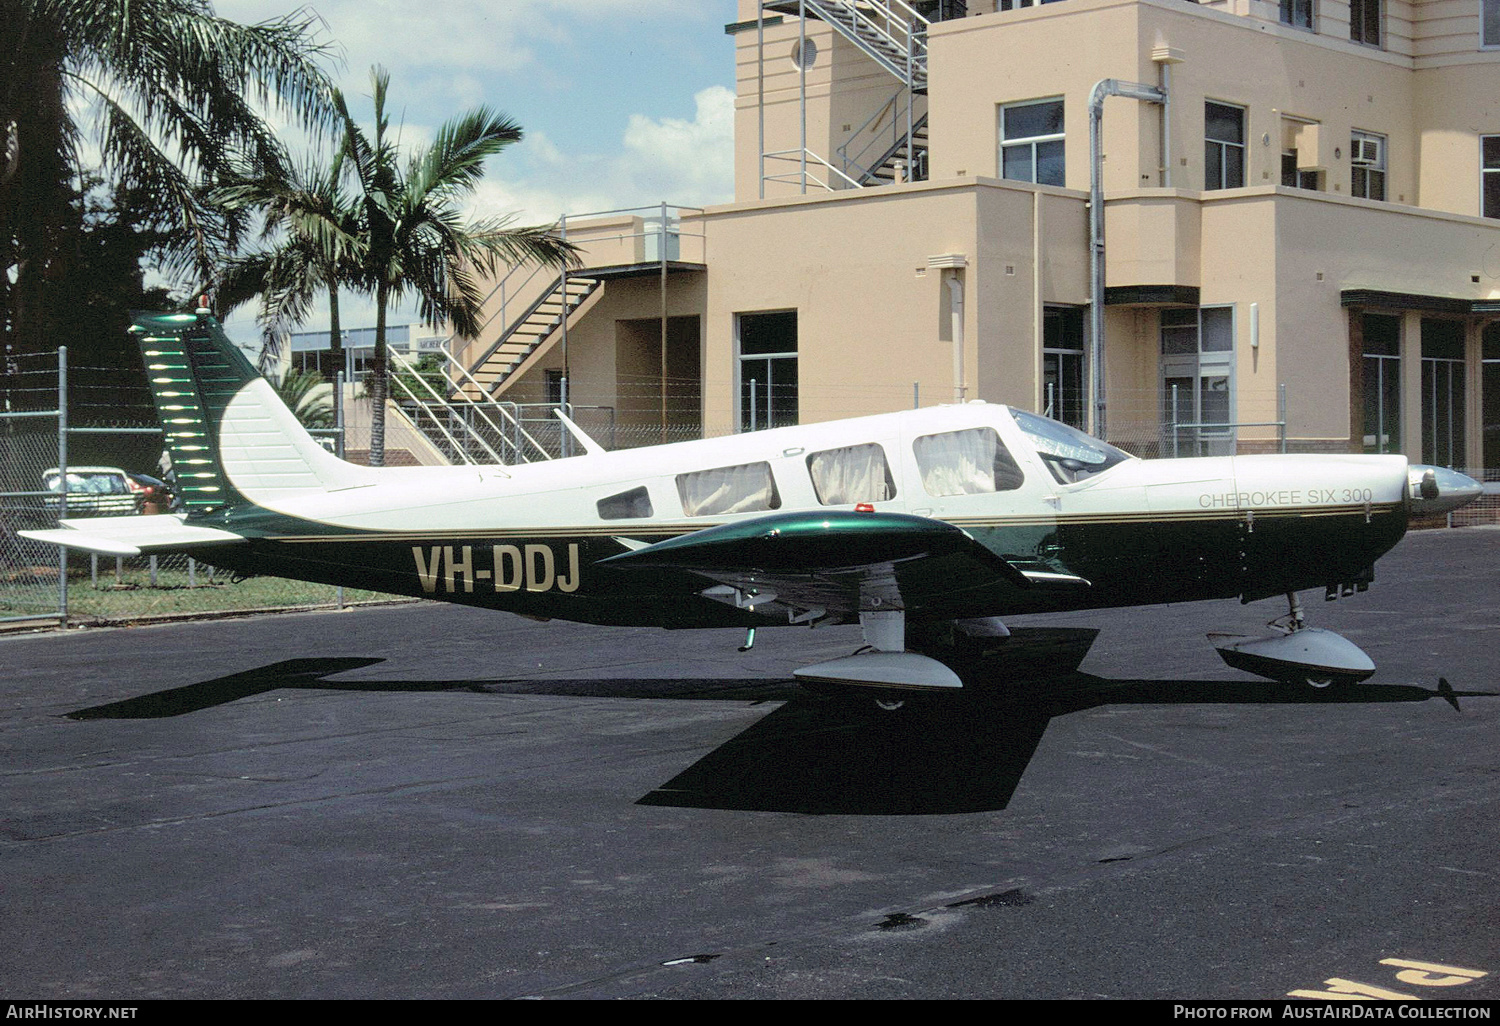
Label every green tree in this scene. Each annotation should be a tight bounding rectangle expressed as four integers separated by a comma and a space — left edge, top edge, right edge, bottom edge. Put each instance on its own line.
271, 366, 334, 429
335, 67, 576, 466
209, 148, 365, 373
1, 0, 336, 368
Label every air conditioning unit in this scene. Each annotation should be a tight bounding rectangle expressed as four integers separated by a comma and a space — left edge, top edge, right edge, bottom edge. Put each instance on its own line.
1351, 137, 1382, 167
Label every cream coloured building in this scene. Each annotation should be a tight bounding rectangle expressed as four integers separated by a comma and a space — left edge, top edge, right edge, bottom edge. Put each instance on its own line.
452, 0, 1500, 477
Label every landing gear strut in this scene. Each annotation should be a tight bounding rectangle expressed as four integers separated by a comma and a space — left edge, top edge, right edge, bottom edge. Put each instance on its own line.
1209, 591, 1376, 691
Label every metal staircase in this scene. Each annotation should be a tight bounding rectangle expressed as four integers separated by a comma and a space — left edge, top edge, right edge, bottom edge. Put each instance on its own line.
765, 0, 935, 92
856, 111, 929, 185
761, 1, 962, 191
465, 274, 601, 397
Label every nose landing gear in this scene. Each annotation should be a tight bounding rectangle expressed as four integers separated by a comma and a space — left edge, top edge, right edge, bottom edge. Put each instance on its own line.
1209, 592, 1376, 691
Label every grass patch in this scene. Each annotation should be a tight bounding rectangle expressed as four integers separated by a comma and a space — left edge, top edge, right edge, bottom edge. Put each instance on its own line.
2, 562, 409, 622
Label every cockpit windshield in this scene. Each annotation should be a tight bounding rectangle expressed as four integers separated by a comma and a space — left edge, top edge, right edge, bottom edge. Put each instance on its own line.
1009, 409, 1133, 484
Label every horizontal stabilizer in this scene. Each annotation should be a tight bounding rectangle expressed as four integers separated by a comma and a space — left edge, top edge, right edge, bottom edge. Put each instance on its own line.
19, 515, 246, 557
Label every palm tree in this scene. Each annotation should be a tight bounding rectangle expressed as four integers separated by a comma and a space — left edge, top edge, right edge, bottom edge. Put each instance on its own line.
1, 0, 336, 361
271, 366, 334, 429
335, 67, 577, 466
209, 147, 365, 373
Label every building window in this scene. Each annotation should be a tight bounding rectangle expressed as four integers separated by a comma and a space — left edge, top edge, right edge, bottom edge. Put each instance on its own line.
1350, 130, 1386, 201
1484, 0, 1500, 48
1484, 136, 1500, 219
1205, 102, 1246, 191
1042, 306, 1087, 429
738, 311, 797, 432
1421, 319, 1467, 470
1484, 323, 1500, 471
1350, 0, 1381, 47
1280, 0, 1314, 30
1161, 307, 1235, 457
1000, 98, 1065, 187
1362, 313, 1401, 455
1281, 151, 1320, 190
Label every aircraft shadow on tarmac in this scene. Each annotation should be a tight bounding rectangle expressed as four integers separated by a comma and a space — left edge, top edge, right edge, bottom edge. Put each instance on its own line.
66, 630, 1495, 817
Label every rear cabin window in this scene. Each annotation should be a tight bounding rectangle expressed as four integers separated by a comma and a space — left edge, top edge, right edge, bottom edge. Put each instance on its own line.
806, 443, 896, 505
676, 462, 782, 517
913, 427, 1025, 496
597, 486, 653, 520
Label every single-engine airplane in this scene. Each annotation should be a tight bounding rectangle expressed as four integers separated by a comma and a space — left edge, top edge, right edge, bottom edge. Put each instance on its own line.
22, 310, 1483, 705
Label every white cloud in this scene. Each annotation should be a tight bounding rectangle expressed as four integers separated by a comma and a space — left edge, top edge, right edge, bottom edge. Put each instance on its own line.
470, 85, 734, 225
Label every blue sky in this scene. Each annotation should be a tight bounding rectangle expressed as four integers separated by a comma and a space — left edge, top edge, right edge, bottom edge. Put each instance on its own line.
214, 0, 742, 342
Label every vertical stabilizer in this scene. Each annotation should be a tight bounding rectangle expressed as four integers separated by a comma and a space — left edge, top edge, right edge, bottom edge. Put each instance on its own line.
131, 312, 366, 513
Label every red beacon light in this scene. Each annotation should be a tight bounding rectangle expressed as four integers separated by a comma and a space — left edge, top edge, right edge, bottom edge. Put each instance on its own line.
854, 503, 876, 513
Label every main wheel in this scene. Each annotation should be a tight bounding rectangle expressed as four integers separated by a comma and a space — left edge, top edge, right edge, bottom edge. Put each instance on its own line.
1301, 674, 1353, 691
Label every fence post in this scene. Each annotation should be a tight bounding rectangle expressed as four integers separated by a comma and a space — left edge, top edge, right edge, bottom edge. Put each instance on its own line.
335, 371, 346, 459
1170, 382, 1179, 459
57, 346, 68, 628
1278, 383, 1287, 454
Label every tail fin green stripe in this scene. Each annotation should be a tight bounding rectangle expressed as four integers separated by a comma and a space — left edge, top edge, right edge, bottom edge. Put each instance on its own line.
131, 312, 258, 513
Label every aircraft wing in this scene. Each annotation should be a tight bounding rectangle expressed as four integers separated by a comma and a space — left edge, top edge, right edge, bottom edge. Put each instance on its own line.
18, 515, 247, 557
599, 510, 1086, 621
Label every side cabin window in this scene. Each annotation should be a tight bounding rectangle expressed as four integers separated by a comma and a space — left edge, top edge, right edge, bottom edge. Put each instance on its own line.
806, 443, 896, 506
676, 462, 782, 517
597, 486, 653, 520
913, 428, 1025, 497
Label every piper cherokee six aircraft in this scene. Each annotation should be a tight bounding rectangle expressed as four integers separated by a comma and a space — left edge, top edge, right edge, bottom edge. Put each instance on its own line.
22, 310, 1484, 703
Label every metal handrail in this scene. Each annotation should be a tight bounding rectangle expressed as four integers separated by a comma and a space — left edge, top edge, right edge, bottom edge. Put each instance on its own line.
390, 347, 550, 464
426, 347, 554, 462
850, 110, 929, 184
764, 148, 864, 191
805, 0, 930, 68
386, 369, 485, 466
837, 87, 916, 172
389, 348, 509, 464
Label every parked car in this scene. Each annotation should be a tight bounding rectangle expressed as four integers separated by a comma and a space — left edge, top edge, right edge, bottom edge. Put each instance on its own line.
125, 472, 175, 514
42, 467, 171, 517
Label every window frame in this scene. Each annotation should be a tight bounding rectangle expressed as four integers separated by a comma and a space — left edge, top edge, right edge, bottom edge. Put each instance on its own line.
1483, 0, 1500, 49
1361, 312, 1402, 455
999, 97, 1066, 188
736, 310, 798, 433
1204, 101, 1247, 191
1350, 129, 1387, 202
1160, 306, 1237, 457
1420, 318, 1467, 470
1483, 135, 1500, 220
1350, 0, 1382, 48
1279, 0, 1315, 31
1041, 305, 1088, 430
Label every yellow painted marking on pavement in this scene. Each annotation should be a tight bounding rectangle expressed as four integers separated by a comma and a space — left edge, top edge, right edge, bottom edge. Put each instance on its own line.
1380, 958, 1488, 987
1287, 979, 1419, 1000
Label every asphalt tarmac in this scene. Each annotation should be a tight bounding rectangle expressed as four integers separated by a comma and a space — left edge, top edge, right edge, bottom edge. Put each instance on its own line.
2, 527, 1497, 1001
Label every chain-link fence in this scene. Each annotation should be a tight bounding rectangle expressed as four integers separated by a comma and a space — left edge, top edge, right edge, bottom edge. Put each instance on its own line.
0, 349, 404, 628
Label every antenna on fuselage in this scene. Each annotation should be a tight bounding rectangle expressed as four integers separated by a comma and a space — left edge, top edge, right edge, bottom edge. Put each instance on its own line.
553, 408, 605, 456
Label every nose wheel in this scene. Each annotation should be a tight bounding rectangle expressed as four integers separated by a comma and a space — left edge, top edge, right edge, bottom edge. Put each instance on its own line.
1210, 592, 1376, 691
